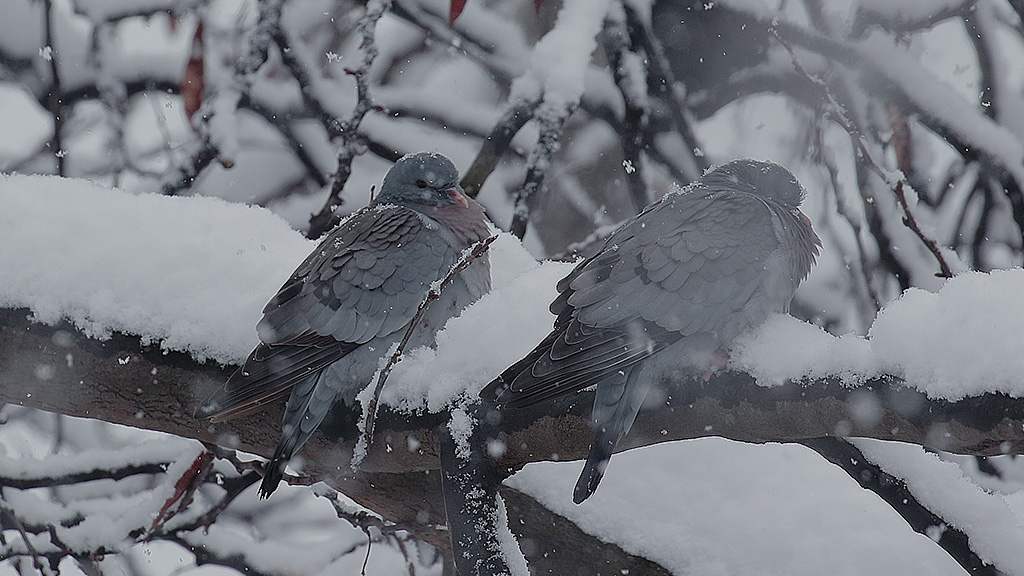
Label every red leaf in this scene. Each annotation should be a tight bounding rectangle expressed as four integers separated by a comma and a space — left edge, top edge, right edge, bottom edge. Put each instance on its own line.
182, 22, 205, 124
449, 0, 467, 25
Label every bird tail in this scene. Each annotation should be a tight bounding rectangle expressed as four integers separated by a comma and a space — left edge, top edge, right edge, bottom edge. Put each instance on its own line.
259, 369, 335, 499
573, 365, 649, 504
260, 428, 301, 498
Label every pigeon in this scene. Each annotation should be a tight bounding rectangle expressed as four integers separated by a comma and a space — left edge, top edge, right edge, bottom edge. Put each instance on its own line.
481, 159, 819, 503
198, 152, 492, 498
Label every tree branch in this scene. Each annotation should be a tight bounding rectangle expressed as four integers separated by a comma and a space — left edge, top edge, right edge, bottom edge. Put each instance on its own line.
509, 103, 576, 240
307, 0, 391, 240
3, 305, 1024, 478
460, 99, 539, 200
801, 437, 1002, 576
5, 306, 1024, 570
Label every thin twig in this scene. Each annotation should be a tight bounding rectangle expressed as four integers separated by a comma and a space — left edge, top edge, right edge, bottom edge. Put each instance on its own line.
623, 2, 706, 180
357, 234, 498, 456
772, 29, 954, 278
161, 135, 219, 195
314, 486, 414, 536
0, 502, 53, 575
162, 0, 280, 196
238, 96, 329, 187
269, 26, 343, 138
308, 0, 392, 239
460, 98, 540, 199
42, 0, 64, 176
817, 135, 881, 312
603, 0, 651, 212
510, 104, 576, 239
145, 450, 215, 539
0, 462, 167, 490
172, 471, 262, 532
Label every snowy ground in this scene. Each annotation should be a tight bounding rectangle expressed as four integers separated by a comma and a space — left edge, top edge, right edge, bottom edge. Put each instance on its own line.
3, 173, 1024, 574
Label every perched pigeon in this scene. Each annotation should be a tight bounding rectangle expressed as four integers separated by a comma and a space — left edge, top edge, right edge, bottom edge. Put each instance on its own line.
198, 152, 491, 497
482, 159, 819, 503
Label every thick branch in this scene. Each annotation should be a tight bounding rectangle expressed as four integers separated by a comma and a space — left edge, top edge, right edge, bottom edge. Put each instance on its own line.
801, 437, 1000, 576
5, 307, 1024, 570
3, 306, 1023, 478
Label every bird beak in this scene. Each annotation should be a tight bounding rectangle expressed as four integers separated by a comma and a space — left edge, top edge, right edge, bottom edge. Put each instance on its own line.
447, 187, 470, 208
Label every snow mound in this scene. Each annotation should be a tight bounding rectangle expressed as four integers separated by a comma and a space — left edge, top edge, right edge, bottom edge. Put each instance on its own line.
5, 173, 1024, 403
734, 269, 1024, 400
0, 173, 312, 363
508, 438, 968, 575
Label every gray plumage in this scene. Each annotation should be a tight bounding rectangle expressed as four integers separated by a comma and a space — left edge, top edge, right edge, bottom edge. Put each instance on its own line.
482, 159, 819, 503
198, 152, 491, 497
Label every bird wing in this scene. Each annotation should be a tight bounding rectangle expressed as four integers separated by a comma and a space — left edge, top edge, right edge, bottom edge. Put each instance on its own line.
199, 205, 459, 421
490, 189, 782, 408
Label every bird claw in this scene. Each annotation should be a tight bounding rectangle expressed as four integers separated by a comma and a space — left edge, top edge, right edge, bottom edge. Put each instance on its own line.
702, 349, 731, 382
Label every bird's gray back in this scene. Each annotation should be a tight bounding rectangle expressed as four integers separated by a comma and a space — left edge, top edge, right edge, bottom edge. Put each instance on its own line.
259, 204, 486, 347
566, 187, 787, 346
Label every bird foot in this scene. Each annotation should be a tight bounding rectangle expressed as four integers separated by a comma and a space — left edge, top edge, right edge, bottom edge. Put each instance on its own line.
702, 349, 731, 382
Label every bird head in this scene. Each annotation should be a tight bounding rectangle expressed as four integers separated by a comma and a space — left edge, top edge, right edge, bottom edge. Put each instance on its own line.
703, 159, 806, 210
703, 158, 821, 269
376, 152, 470, 209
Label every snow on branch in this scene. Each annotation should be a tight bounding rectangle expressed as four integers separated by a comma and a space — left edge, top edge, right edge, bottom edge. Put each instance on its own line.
6, 174, 1024, 571
503, 0, 612, 239
160, 0, 284, 196
461, 99, 539, 199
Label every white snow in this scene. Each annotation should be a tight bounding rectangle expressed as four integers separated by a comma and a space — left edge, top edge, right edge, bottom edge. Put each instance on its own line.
0, 173, 312, 364
852, 0, 969, 25
494, 495, 530, 576
0, 84, 52, 170
734, 269, 1024, 400
854, 438, 1024, 572
509, 0, 613, 108
380, 234, 572, 413
507, 438, 968, 575
856, 30, 1024, 182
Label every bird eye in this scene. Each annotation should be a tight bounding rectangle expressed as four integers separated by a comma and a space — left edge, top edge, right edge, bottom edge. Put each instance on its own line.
415, 179, 428, 189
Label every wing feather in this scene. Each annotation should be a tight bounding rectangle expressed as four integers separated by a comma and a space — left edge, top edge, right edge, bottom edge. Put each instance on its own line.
486, 188, 784, 408
200, 205, 460, 421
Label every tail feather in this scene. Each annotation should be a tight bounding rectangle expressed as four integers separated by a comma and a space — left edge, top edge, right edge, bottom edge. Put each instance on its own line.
259, 370, 335, 498
259, 424, 302, 498
573, 431, 616, 503
572, 365, 649, 504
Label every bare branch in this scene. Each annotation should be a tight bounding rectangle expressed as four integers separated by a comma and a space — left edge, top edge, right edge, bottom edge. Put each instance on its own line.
160, 135, 219, 196
772, 30, 954, 278
0, 462, 166, 490
802, 437, 1002, 576
603, 1, 651, 212
0, 503, 54, 575
308, 0, 392, 240
819, 145, 881, 313
461, 99, 539, 200
622, 2, 706, 181
509, 103, 576, 240
42, 0, 64, 177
